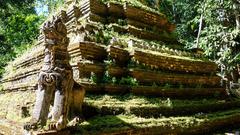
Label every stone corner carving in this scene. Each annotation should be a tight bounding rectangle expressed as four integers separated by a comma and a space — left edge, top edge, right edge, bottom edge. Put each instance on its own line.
24, 16, 85, 131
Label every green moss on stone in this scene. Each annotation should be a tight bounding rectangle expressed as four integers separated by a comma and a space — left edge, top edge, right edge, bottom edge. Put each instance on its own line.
76, 109, 240, 134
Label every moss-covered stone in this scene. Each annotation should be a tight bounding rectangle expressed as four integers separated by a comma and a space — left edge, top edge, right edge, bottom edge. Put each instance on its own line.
75, 109, 240, 135
0, 91, 35, 122
84, 94, 239, 117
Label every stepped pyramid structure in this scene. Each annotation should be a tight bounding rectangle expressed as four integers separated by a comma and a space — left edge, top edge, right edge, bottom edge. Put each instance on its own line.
1, 0, 240, 134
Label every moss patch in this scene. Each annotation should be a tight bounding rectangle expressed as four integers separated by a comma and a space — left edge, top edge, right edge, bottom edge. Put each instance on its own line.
77, 114, 204, 133
84, 94, 240, 118
85, 94, 228, 108
0, 91, 35, 123
75, 109, 240, 134
99, 0, 162, 16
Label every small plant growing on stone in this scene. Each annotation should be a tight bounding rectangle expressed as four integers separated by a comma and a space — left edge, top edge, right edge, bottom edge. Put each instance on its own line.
166, 98, 172, 107
102, 71, 113, 83
152, 82, 158, 87
117, 19, 127, 26
179, 84, 184, 89
196, 84, 203, 89
112, 77, 118, 85
0, 85, 3, 91
163, 83, 171, 89
90, 72, 98, 84
119, 76, 139, 86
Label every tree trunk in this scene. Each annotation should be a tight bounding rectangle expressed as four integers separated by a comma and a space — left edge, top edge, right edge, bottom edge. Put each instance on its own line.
196, 13, 203, 48
196, 2, 206, 48
233, 0, 240, 29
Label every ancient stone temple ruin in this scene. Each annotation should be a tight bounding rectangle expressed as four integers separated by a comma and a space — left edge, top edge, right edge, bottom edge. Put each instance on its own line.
1, 0, 240, 134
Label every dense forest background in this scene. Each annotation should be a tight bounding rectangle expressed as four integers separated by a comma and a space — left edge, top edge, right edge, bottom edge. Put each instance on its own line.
0, 0, 239, 83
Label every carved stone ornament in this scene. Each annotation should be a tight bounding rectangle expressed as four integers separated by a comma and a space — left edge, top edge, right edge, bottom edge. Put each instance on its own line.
24, 16, 85, 131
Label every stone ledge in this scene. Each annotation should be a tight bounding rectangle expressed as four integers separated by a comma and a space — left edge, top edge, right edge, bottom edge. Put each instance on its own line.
78, 41, 108, 61
133, 49, 217, 74
84, 95, 240, 117
131, 86, 226, 98
74, 110, 240, 135
109, 45, 131, 66
130, 68, 221, 86
30, 130, 70, 135
2, 65, 40, 83
0, 119, 24, 135
80, 82, 225, 98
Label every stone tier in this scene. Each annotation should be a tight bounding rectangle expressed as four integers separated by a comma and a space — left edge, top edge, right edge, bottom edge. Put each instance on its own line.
1, 52, 220, 95
76, 0, 176, 43
79, 0, 174, 32
124, 4, 174, 32
134, 49, 217, 74
131, 69, 221, 87
84, 94, 239, 117
109, 45, 131, 66
108, 65, 128, 77
74, 42, 216, 74
109, 24, 176, 43
2, 65, 40, 83
131, 86, 226, 98
11, 46, 44, 70
0, 119, 24, 135
77, 64, 220, 87
80, 0, 108, 16
75, 110, 240, 135
78, 42, 107, 61
4, 109, 240, 135
2, 80, 37, 91
0, 89, 237, 135
1, 41, 221, 92
80, 83, 226, 99
77, 62, 105, 82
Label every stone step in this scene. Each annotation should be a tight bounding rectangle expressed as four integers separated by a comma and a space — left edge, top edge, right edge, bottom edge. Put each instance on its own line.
30, 130, 70, 135
1, 61, 221, 93
109, 45, 131, 66
128, 25, 177, 43
131, 86, 226, 98
133, 49, 217, 74
72, 41, 108, 61
8, 110, 238, 135
12, 46, 44, 70
83, 94, 235, 118
70, 42, 216, 74
107, 24, 177, 43
1, 65, 40, 83
130, 68, 221, 87
23, 109, 240, 135
80, 0, 107, 16
0, 119, 24, 135
107, 2, 125, 18
124, 4, 174, 32
2, 83, 37, 91
81, 83, 226, 99
79, 0, 174, 33
73, 109, 240, 135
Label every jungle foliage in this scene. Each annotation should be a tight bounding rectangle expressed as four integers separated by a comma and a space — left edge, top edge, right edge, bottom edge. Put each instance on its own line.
0, 0, 65, 77
154, 0, 240, 82
0, 0, 43, 76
